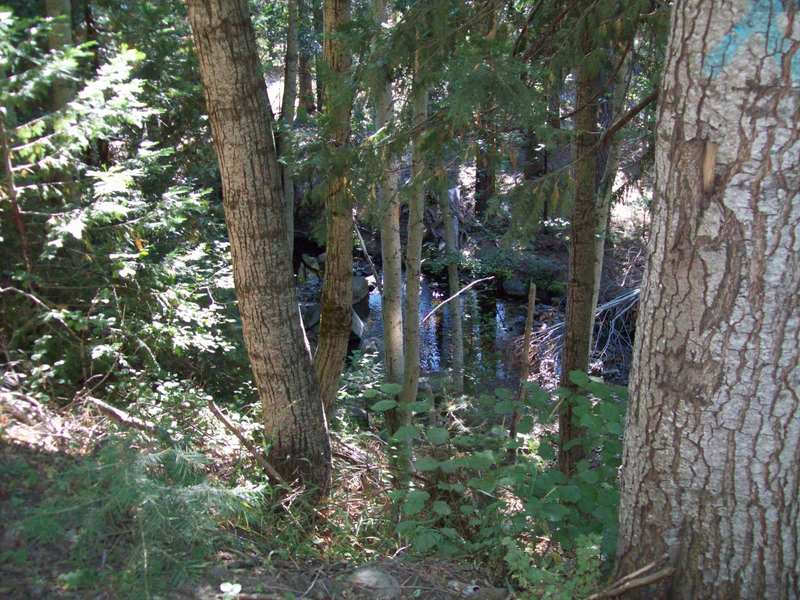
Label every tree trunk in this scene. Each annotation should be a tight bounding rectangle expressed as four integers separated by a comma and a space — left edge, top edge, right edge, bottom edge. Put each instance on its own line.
616, 1, 800, 597
473, 3, 497, 219
312, 0, 325, 111
558, 33, 601, 476
281, 0, 299, 123
374, 0, 404, 434
298, 0, 316, 115
313, 0, 353, 414
281, 0, 299, 252
185, 0, 331, 492
437, 168, 464, 394
45, 0, 74, 110
398, 42, 428, 472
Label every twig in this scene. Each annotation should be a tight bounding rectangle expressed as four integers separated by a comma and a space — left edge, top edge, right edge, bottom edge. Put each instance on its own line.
585, 555, 674, 600
84, 396, 174, 445
206, 399, 287, 486
353, 211, 382, 294
421, 276, 494, 323
599, 90, 659, 146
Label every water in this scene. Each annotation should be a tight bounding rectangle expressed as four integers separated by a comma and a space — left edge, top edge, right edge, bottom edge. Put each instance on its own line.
364, 276, 529, 392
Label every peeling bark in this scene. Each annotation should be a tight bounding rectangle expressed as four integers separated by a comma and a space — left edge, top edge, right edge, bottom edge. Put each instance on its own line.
616, 1, 800, 597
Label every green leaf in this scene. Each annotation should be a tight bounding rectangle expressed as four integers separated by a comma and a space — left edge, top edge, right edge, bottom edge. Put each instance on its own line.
558, 485, 582, 503
494, 399, 515, 415
411, 528, 440, 552
393, 425, 418, 443
370, 399, 397, 412
578, 469, 600, 485
409, 399, 433, 413
380, 382, 403, 395
415, 456, 439, 472
517, 415, 534, 434
426, 427, 450, 445
568, 370, 590, 387
403, 490, 430, 515
432, 500, 452, 516
363, 388, 379, 399
494, 387, 514, 401
542, 502, 569, 522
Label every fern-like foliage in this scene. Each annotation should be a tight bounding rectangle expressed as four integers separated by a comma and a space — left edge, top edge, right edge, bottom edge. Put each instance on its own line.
22, 435, 265, 597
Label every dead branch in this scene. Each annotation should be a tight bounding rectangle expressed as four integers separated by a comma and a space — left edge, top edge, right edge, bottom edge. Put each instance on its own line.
353, 211, 383, 294
584, 555, 674, 600
206, 399, 287, 486
421, 276, 494, 323
84, 396, 174, 445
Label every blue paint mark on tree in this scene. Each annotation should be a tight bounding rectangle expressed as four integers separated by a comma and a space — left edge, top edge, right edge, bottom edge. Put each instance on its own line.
705, 0, 799, 83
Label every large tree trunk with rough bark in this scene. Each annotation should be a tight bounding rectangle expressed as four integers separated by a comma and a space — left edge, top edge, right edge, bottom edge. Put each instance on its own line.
615, 1, 800, 597
185, 0, 331, 492
374, 0, 404, 434
314, 0, 353, 414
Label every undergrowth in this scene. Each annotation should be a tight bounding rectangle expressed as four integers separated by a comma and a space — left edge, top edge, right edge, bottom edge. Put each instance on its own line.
18, 436, 266, 597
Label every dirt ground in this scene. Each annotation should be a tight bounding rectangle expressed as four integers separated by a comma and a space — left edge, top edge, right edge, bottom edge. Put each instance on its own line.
0, 390, 509, 600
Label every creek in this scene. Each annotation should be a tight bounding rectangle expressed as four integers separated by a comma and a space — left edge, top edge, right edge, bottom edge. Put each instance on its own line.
362, 276, 531, 393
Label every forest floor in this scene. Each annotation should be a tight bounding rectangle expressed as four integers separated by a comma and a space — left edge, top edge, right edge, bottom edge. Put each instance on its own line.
0, 390, 508, 599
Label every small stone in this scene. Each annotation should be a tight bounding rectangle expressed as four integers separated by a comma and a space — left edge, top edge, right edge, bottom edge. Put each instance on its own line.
346, 567, 401, 600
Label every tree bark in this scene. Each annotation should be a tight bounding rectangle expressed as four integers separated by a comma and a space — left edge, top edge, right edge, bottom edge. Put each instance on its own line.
558, 29, 602, 476
298, 0, 316, 114
313, 0, 353, 414
280, 0, 299, 251
616, 1, 800, 597
398, 41, 428, 472
185, 0, 331, 492
45, 0, 74, 111
312, 0, 325, 111
374, 0, 405, 433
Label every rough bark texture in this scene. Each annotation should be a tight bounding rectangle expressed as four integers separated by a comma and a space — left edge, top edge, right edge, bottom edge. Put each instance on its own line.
616, 1, 800, 597
45, 0, 74, 110
280, 0, 299, 251
374, 0, 405, 433
185, 0, 331, 492
314, 0, 353, 414
558, 32, 601, 475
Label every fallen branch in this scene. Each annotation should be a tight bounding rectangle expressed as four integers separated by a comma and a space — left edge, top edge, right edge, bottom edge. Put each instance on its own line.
585, 555, 674, 600
353, 211, 383, 294
85, 396, 174, 445
206, 399, 286, 486
421, 276, 494, 323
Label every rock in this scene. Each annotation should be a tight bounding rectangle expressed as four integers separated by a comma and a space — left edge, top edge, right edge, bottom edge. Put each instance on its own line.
351, 309, 366, 339
501, 276, 529, 298
352, 275, 370, 304
345, 567, 401, 600
300, 302, 321, 329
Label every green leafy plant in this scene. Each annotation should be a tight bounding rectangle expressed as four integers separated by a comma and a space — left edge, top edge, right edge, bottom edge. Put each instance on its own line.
21, 436, 265, 597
